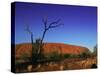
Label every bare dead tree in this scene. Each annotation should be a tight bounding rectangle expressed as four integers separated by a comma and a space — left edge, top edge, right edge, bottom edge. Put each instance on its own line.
38, 17, 64, 54
24, 17, 63, 63
25, 25, 36, 64
25, 25, 34, 46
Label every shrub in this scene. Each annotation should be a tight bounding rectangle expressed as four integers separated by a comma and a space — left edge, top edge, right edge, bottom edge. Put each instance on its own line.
93, 45, 97, 56
47, 51, 61, 61
79, 51, 91, 59
31, 38, 45, 64
63, 54, 71, 58
70, 54, 79, 58
20, 53, 29, 60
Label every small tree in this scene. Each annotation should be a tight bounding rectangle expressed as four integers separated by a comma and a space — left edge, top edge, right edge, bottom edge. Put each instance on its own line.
63, 54, 71, 58
25, 25, 38, 64
25, 17, 63, 64
79, 50, 91, 59
35, 38, 45, 62
93, 45, 97, 56
48, 51, 61, 61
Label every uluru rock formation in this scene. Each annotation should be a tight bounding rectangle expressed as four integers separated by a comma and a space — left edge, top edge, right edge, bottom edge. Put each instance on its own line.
15, 43, 89, 58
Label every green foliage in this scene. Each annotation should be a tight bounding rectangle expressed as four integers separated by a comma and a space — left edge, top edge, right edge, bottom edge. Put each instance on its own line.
31, 39, 40, 64
93, 45, 97, 56
32, 43, 39, 54
47, 51, 61, 61
63, 54, 71, 58
70, 54, 79, 58
15, 60, 20, 65
78, 50, 91, 58
63, 54, 79, 58
79, 52, 87, 58
20, 53, 29, 60
31, 38, 45, 64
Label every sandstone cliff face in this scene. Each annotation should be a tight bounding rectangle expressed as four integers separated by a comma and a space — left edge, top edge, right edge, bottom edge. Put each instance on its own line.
15, 43, 89, 58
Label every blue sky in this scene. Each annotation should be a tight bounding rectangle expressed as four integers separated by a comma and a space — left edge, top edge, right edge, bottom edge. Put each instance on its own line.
15, 2, 97, 51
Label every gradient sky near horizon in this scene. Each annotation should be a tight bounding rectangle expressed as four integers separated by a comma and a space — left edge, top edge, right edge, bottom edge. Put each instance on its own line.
15, 2, 97, 51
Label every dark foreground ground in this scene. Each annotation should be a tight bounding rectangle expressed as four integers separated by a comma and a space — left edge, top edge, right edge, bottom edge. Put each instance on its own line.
15, 57, 97, 73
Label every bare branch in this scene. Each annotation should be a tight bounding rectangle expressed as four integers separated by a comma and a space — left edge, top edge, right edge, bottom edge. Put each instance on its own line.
45, 19, 63, 30
49, 19, 61, 27
42, 17, 47, 29
41, 18, 63, 45
49, 23, 63, 29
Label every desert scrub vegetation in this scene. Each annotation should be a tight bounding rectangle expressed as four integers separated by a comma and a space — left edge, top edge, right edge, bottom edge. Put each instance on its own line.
92, 45, 97, 56
63, 54, 80, 58
20, 53, 29, 60
46, 51, 61, 61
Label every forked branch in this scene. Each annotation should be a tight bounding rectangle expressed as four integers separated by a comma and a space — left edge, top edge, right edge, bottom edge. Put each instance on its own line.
41, 17, 64, 46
